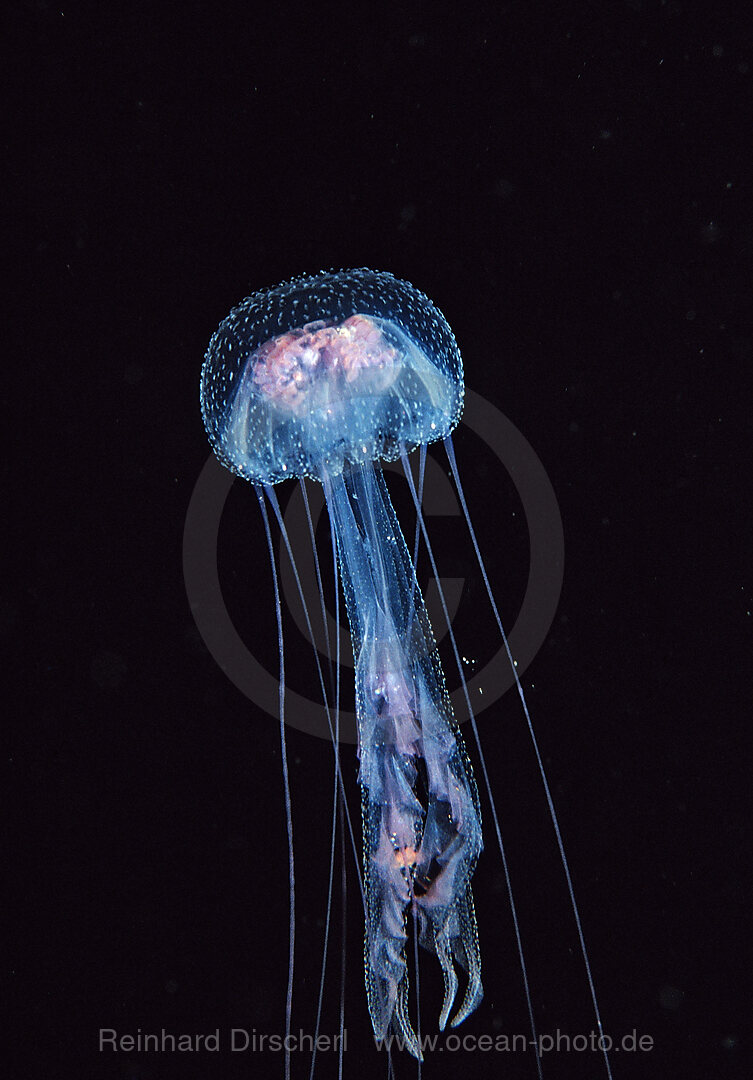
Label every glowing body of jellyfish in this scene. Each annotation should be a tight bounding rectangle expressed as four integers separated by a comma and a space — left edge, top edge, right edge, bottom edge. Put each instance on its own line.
201, 270, 483, 1055
200, 269, 613, 1078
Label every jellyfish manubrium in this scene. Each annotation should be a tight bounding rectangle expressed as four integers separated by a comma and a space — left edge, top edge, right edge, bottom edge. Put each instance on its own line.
201, 269, 483, 1054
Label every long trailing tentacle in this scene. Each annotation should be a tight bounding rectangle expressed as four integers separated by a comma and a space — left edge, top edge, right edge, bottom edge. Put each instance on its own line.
256, 485, 295, 1080
444, 434, 613, 1080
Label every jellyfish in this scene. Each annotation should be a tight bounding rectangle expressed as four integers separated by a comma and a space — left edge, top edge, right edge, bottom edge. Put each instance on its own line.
199, 269, 612, 1075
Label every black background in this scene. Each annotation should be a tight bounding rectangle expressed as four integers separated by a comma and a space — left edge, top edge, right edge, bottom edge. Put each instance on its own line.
9, 2, 752, 1078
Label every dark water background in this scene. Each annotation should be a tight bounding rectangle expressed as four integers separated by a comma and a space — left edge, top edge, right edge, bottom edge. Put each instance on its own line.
9, 2, 751, 1077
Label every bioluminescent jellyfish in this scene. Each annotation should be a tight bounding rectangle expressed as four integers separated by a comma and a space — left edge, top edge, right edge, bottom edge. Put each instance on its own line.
200, 269, 611, 1077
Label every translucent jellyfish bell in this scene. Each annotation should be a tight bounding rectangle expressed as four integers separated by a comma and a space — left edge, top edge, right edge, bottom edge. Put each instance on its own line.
200, 268, 464, 484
